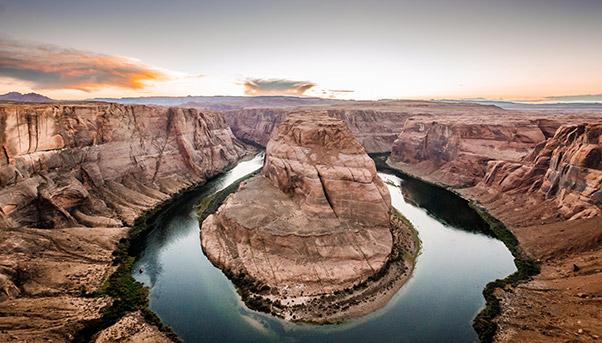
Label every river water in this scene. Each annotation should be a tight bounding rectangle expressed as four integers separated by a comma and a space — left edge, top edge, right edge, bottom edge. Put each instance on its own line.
133, 154, 516, 342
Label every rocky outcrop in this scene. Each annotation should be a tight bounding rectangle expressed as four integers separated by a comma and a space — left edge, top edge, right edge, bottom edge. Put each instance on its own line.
0, 103, 248, 341
473, 123, 602, 225
201, 113, 415, 322
223, 108, 409, 153
94, 311, 173, 343
261, 114, 392, 225
0, 103, 246, 228
389, 116, 554, 187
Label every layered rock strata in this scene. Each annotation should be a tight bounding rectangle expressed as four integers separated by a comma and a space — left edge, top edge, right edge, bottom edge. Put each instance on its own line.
389, 116, 557, 187
223, 108, 410, 153
471, 124, 602, 224
0, 103, 247, 341
202, 113, 416, 322
388, 119, 602, 342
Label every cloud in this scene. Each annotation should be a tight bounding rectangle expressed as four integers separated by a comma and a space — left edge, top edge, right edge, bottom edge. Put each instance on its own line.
243, 78, 316, 96
545, 94, 602, 102
328, 89, 354, 93
0, 38, 169, 92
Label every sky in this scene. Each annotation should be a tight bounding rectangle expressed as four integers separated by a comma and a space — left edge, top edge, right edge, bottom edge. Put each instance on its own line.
0, 0, 601, 101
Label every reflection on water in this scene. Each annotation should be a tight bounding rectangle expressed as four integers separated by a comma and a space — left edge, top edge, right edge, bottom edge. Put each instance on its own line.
133, 155, 516, 342
392, 175, 490, 233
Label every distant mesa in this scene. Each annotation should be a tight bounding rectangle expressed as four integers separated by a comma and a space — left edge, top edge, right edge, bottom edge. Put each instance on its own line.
0, 92, 54, 103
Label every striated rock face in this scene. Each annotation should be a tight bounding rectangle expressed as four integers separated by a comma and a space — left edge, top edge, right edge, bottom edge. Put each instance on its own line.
0, 103, 247, 341
479, 129, 602, 343
476, 124, 602, 224
262, 114, 391, 225
386, 114, 602, 342
0, 103, 246, 228
223, 108, 409, 153
223, 108, 288, 146
389, 116, 555, 187
201, 114, 393, 299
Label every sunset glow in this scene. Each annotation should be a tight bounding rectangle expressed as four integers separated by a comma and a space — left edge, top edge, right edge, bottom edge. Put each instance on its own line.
0, 0, 601, 101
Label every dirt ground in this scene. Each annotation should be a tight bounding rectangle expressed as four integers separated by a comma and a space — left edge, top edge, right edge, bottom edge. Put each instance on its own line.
495, 217, 602, 342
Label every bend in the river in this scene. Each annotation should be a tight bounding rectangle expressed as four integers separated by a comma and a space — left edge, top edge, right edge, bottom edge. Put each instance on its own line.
132, 154, 516, 342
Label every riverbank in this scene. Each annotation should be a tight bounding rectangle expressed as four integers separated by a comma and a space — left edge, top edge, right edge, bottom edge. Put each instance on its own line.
376, 156, 539, 342
72, 151, 258, 342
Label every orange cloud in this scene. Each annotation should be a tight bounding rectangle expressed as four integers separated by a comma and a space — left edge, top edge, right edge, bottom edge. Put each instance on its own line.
0, 38, 168, 92
243, 78, 316, 96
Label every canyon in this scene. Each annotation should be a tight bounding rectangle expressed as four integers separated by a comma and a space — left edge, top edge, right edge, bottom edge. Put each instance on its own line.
0, 98, 601, 342
222, 102, 602, 342
201, 113, 418, 322
388, 118, 602, 341
0, 103, 248, 341
221, 100, 512, 153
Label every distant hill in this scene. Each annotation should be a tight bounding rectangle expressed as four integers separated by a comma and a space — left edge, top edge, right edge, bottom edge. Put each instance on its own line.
437, 98, 602, 111
0, 92, 54, 103
94, 95, 348, 109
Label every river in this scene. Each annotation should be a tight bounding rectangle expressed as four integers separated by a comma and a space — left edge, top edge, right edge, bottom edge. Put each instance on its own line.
133, 154, 516, 342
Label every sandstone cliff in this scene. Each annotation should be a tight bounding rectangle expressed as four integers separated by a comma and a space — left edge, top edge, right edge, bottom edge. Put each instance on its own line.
0, 103, 246, 228
201, 113, 415, 322
0, 103, 247, 341
387, 115, 602, 342
389, 116, 556, 187
223, 108, 410, 153
462, 125, 602, 342
470, 123, 602, 225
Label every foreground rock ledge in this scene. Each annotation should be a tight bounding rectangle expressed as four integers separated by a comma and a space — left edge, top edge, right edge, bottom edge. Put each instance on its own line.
201, 113, 417, 322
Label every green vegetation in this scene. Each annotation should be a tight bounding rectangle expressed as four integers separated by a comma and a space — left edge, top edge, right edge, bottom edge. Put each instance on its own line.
391, 209, 422, 264
470, 205, 540, 343
74, 178, 225, 342
74, 209, 181, 342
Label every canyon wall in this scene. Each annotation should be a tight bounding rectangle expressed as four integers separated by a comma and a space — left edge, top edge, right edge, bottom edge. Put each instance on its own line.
0, 103, 247, 341
0, 103, 246, 229
388, 115, 602, 342
473, 124, 602, 342
389, 117, 602, 227
389, 116, 558, 187
471, 123, 602, 225
223, 108, 410, 153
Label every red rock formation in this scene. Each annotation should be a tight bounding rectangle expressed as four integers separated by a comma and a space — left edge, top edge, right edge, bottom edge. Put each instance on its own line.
262, 114, 391, 225
0, 103, 247, 341
200, 114, 416, 324
223, 108, 409, 153
389, 116, 556, 187
202, 114, 392, 298
476, 124, 602, 224
0, 103, 246, 228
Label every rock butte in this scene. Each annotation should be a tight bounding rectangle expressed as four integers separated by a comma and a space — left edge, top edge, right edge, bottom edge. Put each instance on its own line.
201, 113, 416, 321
